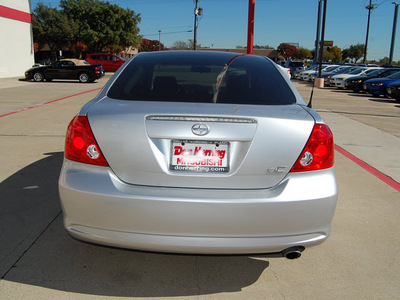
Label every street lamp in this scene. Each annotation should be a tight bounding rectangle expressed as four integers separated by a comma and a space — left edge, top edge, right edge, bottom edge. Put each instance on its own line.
158, 30, 162, 51
363, 0, 377, 64
389, 2, 399, 65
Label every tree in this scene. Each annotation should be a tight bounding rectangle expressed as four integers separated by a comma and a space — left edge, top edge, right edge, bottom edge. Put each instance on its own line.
59, 0, 141, 53
322, 46, 342, 63
294, 47, 312, 60
329, 46, 342, 63
70, 42, 88, 58
254, 44, 274, 49
32, 3, 77, 59
277, 43, 298, 60
171, 41, 190, 50
140, 38, 165, 52
342, 44, 365, 63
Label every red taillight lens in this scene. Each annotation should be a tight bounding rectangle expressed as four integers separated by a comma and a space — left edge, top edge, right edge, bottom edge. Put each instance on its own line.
64, 116, 108, 166
290, 123, 334, 172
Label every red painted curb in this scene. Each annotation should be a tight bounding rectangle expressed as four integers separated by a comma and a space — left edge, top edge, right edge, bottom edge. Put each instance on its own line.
335, 145, 400, 192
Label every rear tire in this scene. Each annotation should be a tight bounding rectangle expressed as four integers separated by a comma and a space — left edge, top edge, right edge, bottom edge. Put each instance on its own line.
79, 72, 90, 83
33, 72, 44, 82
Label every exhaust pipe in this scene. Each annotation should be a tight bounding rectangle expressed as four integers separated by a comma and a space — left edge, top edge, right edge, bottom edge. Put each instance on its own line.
281, 246, 305, 259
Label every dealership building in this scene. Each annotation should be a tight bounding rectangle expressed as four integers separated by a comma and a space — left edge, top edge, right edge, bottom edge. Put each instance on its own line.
0, 0, 34, 78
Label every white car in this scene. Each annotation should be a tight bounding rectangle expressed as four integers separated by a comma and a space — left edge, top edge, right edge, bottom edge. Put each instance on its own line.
302, 65, 337, 81
330, 67, 381, 89
278, 65, 291, 79
300, 66, 318, 81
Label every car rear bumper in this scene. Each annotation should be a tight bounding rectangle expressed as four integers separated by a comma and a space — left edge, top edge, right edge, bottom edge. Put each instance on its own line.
59, 159, 338, 254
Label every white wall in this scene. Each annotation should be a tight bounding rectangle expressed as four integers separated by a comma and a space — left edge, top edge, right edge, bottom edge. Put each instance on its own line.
0, 0, 34, 78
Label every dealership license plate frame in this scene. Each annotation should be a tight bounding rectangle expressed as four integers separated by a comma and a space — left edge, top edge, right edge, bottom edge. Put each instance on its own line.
170, 140, 230, 173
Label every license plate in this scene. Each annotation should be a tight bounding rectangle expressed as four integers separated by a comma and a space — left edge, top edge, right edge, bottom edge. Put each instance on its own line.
170, 140, 229, 173
388, 89, 392, 94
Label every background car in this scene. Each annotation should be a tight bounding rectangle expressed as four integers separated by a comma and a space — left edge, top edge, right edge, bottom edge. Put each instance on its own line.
85, 53, 126, 71
309, 65, 341, 82
364, 71, 400, 97
24, 59, 104, 83
345, 68, 400, 93
320, 65, 358, 86
386, 81, 400, 102
299, 65, 319, 81
277, 65, 291, 79
284, 60, 304, 79
330, 67, 381, 89
59, 51, 337, 258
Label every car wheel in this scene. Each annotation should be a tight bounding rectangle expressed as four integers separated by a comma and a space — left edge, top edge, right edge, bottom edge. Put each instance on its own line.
33, 72, 44, 82
79, 72, 90, 83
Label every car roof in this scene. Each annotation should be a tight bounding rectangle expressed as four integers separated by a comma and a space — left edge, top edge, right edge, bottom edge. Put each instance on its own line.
134, 50, 242, 61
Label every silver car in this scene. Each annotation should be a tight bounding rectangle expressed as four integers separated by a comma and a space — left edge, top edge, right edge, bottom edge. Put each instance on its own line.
59, 51, 337, 259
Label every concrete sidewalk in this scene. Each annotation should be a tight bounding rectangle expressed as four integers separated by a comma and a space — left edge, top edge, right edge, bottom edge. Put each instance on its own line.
320, 110, 400, 184
293, 81, 400, 187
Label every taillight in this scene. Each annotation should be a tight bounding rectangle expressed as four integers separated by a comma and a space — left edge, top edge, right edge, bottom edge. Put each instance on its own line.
290, 123, 334, 172
64, 116, 108, 166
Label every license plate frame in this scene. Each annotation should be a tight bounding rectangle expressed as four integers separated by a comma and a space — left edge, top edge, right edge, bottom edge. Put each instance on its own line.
170, 140, 230, 173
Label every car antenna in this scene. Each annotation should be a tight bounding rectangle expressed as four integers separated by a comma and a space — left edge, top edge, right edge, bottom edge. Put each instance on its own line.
308, 80, 314, 108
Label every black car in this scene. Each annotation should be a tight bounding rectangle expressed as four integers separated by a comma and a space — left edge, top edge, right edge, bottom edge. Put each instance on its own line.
345, 68, 400, 92
387, 81, 400, 103
25, 59, 104, 83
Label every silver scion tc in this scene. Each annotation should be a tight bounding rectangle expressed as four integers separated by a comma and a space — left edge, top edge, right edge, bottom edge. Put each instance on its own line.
59, 51, 337, 259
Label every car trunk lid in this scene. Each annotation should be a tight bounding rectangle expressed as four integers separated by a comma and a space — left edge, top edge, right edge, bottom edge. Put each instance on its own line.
87, 98, 315, 189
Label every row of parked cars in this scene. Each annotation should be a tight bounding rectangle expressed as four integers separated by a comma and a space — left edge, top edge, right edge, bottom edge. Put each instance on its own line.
287, 61, 400, 103
24, 53, 126, 83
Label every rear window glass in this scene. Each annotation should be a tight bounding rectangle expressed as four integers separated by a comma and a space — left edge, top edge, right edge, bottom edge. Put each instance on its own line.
284, 61, 304, 68
107, 52, 296, 105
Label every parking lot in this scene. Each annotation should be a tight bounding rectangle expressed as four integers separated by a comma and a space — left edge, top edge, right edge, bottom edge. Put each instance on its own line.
0, 74, 399, 299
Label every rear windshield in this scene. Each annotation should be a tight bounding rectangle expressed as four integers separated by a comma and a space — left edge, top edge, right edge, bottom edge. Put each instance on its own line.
284, 61, 304, 68
107, 52, 296, 105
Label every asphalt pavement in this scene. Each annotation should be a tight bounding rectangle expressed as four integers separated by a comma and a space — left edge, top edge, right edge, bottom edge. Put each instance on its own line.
0, 74, 399, 299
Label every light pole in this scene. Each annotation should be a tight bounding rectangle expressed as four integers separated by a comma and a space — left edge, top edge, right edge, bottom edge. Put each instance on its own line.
193, 0, 203, 50
314, 0, 323, 63
364, 0, 377, 64
318, 0, 327, 78
389, 2, 399, 65
158, 30, 162, 51
314, 0, 327, 88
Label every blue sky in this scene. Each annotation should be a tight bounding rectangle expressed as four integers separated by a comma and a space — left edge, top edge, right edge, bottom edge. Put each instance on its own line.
31, 0, 400, 61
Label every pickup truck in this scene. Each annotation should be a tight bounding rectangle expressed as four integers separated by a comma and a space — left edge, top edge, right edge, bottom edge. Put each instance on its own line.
24, 59, 104, 83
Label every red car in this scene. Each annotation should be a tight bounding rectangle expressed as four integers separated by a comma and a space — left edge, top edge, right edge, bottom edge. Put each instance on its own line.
85, 53, 126, 71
